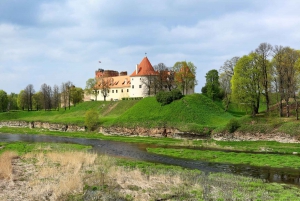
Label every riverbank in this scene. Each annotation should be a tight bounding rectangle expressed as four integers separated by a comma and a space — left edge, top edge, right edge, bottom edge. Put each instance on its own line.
1, 142, 300, 200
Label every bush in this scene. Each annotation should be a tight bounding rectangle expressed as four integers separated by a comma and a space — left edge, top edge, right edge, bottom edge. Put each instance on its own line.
85, 110, 99, 131
156, 89, 183, 106
171, 89, 183, 100
226, 118, 240, 133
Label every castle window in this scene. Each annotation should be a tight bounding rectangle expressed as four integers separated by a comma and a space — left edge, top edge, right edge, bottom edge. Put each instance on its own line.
139, 85, 142, 88
127, 89, 129, 92
121, 89, 123, 93
116, 90, 118, 93
112, 90, 114, 93
132, 85, 134, 89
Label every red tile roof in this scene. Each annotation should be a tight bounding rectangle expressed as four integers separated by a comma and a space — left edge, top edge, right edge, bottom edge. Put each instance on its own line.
130, 57, 158, 77
97, 75, 131, 89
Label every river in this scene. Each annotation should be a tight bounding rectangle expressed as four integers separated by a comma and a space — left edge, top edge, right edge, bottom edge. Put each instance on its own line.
1, 133, 300, 186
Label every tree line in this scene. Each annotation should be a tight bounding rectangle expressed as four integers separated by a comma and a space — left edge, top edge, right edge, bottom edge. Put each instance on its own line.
0, 81, 84, 112
202, 43, 300, 118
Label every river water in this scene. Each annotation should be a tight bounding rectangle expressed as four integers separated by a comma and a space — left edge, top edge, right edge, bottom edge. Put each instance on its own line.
1, 133, 300, 186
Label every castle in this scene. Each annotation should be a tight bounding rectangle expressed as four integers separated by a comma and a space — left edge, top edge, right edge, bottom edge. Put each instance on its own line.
91, 56, 194, 101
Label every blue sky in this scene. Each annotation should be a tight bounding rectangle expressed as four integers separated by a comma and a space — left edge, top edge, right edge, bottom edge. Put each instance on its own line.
1, 0, 300, 94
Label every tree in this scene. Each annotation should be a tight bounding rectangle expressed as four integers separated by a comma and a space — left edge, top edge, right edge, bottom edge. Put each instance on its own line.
220, 56, 239, 77
219, 57, 239, 111
17, 90, 26, 110
202, 69, 220, 101
24, 84, 35, 111
173, 61, 197, 95
273, 46, 300, 118
7, 93, 18, 111
255, 43, 273, 113
32, 92, 43, 111
153, 63, 175, 92
61, 81, 73, 110
85, 110, 99, 131
0, 90, 8, 112
52, 85, 60, 111
71, 87, 84, 106
85, 78, 99, 101
98, 77, 110, 101
231, 53, 261, 117
40, 83, 52, 111
141, 72, 157, 96
219, 72, 231, 111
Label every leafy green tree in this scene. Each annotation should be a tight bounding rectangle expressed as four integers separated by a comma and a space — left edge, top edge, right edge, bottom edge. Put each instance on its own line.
202, 69, 220, 101
17, 90, 27, 110
231, 53, 261, 117
71, 87, 84, 106
7, 93, 18, 111
85, 78, 99, 101
33, 92, 43, 111
85, 110, 99, 131
0, 90, 8, 112
173, 61, 197, 95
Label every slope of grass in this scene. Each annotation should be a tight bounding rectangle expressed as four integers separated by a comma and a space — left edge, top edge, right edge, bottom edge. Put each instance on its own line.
0, 100, 140, 126
111, 94, 234, 130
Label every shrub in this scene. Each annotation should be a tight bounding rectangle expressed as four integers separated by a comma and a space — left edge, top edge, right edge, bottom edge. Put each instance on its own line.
171, 89, 183, 100
85, 110, 99, 131
226, 118, 240, 133
156, 89, 183, 106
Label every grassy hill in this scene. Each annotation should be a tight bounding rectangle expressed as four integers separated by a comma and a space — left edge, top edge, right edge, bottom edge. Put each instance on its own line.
0, 100, 140, 126
0, 94, 237, 132
110, 94, 234, 131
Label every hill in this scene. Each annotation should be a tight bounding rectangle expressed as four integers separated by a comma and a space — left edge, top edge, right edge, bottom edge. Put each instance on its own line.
0, 100, 140, 126
110, 94, 234, 131
0, 94, 236, 132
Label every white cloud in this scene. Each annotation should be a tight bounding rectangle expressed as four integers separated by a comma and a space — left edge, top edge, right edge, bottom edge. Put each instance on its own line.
1, 0, 300, 93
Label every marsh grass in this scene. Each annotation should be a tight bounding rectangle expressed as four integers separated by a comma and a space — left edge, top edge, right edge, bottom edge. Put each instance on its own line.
1, 143, 300, 200
0, 151, 18, 180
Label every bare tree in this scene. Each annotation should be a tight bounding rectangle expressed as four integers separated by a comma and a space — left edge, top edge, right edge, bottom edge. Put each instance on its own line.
61, 82, 72, 110
219, 72, 231, 111
24, 84, 35, 111
255, 43, 273, 113
273, 45, 285, 117
98, 77, 110, 101
274, 46, 300, 118
41, 83, 52, 111
52, 85, 60, 111
219, 56, 239, 111
220, 56, 239, 77
153, 63, 175, 92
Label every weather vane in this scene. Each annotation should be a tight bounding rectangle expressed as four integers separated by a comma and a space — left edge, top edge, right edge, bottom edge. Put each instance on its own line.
145, 52, 147, 57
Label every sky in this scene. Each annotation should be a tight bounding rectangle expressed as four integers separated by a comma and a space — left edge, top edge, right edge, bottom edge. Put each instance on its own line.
1, 0, 300, 94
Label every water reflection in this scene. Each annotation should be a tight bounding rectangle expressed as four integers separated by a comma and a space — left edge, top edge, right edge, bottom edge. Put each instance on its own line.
1, 133, 300, 186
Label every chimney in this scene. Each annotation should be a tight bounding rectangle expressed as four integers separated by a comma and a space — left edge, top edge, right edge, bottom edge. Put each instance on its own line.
136, 64, 138, 75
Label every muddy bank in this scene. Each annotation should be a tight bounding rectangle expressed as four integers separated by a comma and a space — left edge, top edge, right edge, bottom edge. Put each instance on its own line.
99, 126, 209, 139
0, 121, 85, 132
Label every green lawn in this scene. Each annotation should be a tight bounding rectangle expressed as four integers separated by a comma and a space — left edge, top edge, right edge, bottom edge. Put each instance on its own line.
147, 147, 300, 169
